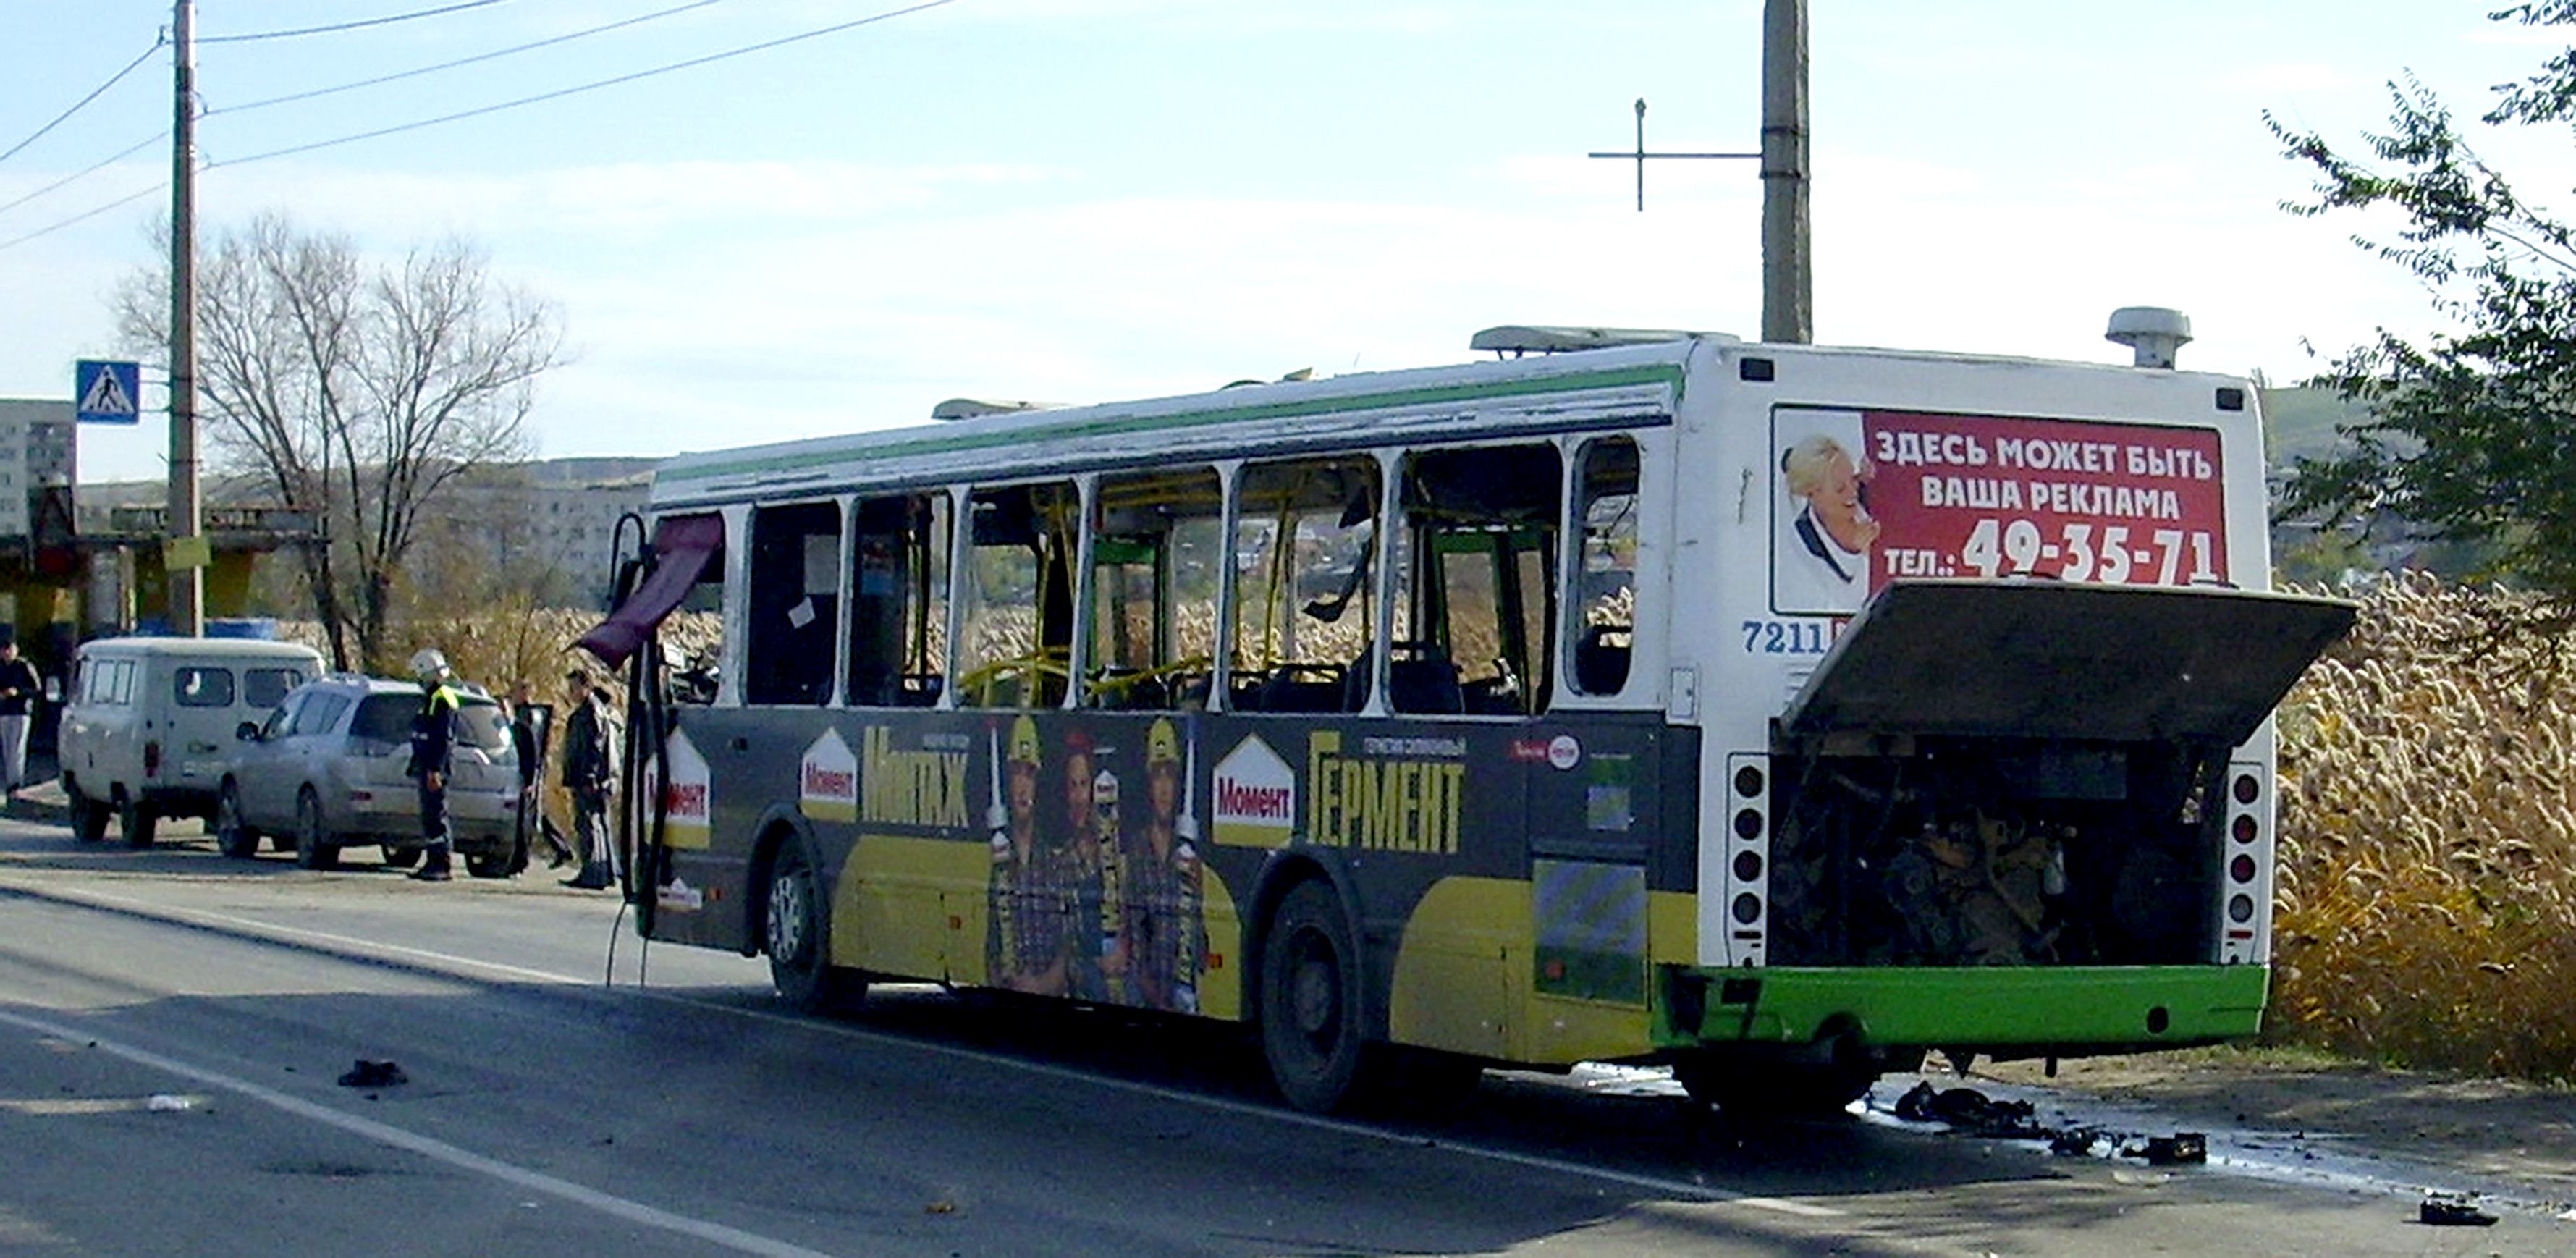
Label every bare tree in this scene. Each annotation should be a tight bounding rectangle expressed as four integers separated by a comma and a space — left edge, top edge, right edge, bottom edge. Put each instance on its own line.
118, 214, 565, 671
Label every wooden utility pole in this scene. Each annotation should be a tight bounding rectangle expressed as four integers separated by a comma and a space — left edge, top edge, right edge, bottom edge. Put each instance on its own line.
167, 0, 203, 635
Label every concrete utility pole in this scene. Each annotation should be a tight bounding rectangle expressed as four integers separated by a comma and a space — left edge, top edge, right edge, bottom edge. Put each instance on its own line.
167, 0, 203, 636
1760, 0, 1812, 345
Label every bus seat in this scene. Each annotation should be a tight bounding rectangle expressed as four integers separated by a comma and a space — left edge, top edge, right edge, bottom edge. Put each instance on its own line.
1575, 624, 1632, 695
1389, 657, 1464, 714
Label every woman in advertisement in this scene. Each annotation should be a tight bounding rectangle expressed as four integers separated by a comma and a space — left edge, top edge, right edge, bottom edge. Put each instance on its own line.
1775, 430, 1880, 615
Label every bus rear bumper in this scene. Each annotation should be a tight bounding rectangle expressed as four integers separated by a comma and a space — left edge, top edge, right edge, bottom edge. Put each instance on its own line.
1662, 964, 2270, 1052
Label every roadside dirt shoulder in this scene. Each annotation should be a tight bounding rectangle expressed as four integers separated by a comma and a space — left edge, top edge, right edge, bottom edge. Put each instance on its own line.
1974, 1048, 2576, 1210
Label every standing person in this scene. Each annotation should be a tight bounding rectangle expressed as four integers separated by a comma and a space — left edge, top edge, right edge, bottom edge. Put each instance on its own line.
405, 649, 465, 882
560, 668, 617, 890
0, 638, 39, 802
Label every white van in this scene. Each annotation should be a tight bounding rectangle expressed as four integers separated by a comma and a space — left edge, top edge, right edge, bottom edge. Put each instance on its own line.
58, 637, 326, 846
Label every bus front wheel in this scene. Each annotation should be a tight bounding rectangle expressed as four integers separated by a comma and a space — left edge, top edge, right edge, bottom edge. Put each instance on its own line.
1260, 881, 1365, 1113
765, 837, 863, 1015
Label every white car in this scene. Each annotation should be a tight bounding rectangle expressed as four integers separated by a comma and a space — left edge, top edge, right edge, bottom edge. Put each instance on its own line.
216, 675, 524, 875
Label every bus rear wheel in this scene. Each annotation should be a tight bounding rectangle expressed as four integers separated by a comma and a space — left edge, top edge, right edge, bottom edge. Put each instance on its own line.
765, 837, 863, 1014
1260, 881, 1366, 1113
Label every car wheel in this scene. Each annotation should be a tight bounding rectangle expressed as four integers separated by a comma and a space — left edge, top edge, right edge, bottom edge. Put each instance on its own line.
464, 848, 514, 879
292, 790, 338, 871
117, 791, 156, 850
1260, 880, 1368, 1113
379, 845, 421, 869
215, 783, 260, 859
67, 782, 109, 844
766, 837, 863, 1014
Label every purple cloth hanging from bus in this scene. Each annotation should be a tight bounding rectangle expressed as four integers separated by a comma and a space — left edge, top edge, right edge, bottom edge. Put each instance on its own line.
576, 514, 721, 668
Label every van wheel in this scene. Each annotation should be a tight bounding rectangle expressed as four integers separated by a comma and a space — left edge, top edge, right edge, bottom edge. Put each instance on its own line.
292, 790, 339, 871
67, 784, 109, 844
117, 792, 156, 850
765, 837, 863, 1014
1260, 881, 1367, 1113
215, 783, 260, 858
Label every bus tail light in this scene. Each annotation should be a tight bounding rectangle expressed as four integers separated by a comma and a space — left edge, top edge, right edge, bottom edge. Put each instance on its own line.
2218, 762, 2272, 964
143, 740, 161, 779
1720, 752, 1770, 967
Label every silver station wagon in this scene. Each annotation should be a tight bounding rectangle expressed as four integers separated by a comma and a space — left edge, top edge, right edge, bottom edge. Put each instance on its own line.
216, 675, 524, 876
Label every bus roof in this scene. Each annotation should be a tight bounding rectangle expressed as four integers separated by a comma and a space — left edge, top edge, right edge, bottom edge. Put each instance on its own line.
652, 339, 1707, 509
650, 334, 2255, 510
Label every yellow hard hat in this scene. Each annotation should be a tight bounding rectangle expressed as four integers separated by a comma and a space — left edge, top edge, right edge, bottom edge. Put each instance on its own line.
1009, 714, 1041, 767
1146, 718, 1181, 767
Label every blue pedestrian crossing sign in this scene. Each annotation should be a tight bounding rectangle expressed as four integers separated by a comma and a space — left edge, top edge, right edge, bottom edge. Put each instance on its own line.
75, 359, 141, 424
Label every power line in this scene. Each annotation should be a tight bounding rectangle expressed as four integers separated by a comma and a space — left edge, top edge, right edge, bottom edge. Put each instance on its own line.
201, 0, 515, 45
0, 39, 166, 169
211, 0, 728, 117
0, 181, 166, 253
211, 0, 955, 169
0, 131, 166, 221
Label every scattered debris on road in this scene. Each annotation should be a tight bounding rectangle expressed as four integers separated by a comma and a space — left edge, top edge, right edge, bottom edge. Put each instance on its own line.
336, 1059, 407, 1088
2418, 1194, 2499, 1226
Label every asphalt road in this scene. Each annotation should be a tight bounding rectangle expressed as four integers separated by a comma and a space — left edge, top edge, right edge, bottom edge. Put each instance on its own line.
0, 813, 2559, 1257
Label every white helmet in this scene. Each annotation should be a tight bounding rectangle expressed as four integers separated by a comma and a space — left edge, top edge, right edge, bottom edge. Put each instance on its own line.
408, 648, 451, 683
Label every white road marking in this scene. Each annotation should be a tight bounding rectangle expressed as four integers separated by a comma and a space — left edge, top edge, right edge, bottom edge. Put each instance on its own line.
0, 877, 1843, 1219
0, 1004, 845, 1258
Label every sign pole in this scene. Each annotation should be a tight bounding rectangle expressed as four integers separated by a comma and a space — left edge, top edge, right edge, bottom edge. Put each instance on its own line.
167, 0, 203, 635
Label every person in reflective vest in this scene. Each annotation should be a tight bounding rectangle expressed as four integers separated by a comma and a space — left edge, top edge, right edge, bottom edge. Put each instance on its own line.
405, 649, 464, 882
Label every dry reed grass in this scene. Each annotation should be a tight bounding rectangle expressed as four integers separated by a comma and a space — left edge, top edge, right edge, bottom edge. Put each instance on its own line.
2272, 572, 2576, 1082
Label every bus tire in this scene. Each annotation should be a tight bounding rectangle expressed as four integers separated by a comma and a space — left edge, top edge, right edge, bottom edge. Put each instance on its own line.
766, 836, 864, 1015
1260, 880, 1366, 1113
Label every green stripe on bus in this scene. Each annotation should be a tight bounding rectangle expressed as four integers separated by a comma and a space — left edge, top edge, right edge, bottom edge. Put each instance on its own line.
662, 362, 1686, 484
1667, 964, 2269, 1048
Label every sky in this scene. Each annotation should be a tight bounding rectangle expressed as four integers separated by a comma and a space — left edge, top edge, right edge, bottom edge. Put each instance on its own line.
2, 1, 2570, 484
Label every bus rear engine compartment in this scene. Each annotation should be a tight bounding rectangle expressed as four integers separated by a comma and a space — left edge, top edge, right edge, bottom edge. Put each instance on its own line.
1766, 737, 2224, 968
1760, 578, 2360, 971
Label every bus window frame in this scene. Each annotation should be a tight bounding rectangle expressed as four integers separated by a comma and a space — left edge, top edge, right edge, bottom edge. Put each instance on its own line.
956, 476, 1086, 710
742, 495, 847, 709
1561, 432, 1644, 704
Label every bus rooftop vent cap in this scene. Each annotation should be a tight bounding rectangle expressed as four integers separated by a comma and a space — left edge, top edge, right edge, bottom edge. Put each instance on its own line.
2105, 306, 2192, 369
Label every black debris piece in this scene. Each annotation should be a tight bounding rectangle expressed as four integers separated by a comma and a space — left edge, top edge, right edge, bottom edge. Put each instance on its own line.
2136, 1133, 2208, 1165
336, 1059, 408, 1088
2418, 1194, 2498, 1227
1891, 1082, 2043, 1137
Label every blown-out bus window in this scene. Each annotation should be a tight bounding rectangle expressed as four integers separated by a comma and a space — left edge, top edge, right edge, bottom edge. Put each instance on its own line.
959, 481, 1079, 708
1392, 443, 1561, 715
744, 500, 841, 706
848, 491, 950, 708
1086, 468, 1221, 710
1568, 436, 1639, 696
1230, 457, 1380, 713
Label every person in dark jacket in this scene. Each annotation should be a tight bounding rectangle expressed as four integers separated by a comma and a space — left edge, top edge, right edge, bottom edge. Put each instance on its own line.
0, 638, 40, 801
406, 649, 465, 882
561, 668, 617, 890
